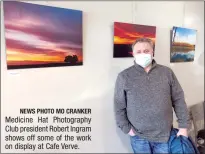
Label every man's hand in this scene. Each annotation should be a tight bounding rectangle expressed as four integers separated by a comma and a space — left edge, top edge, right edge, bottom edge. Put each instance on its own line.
128, 128, 136, 136
177, 128, 188, 137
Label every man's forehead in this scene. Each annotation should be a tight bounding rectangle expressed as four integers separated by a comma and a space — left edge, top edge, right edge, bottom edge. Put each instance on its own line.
134, 42, 153, 48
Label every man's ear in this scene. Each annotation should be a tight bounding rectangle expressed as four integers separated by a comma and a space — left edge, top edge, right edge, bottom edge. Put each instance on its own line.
131, 52, 134, 57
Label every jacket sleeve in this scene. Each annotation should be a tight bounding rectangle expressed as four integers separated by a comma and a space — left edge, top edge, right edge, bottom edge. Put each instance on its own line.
114, 74, 131, 134
170, 70, 190, 129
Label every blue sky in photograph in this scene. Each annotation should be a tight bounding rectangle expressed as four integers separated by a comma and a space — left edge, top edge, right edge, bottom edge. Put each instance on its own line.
174, 26, 197, 45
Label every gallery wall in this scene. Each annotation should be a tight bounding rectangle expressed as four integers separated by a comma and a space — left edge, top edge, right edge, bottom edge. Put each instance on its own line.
1, 1, 204, 153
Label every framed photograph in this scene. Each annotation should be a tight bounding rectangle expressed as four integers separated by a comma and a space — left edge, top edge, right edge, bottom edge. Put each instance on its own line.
171, 26, 197, 62
3, 1, 83, 69
113, 22, 156, 58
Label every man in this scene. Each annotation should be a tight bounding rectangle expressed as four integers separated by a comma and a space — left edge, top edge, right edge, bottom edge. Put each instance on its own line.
114, 38, 190, 153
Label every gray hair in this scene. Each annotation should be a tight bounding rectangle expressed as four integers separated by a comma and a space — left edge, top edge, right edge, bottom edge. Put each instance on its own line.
132, 37, 155, 50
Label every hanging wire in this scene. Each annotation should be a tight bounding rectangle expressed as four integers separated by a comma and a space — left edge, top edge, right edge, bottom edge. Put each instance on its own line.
132, 1, 137, 24
183, 2, 186, 27
132, 1, 134, 24
134, 1, 136, 24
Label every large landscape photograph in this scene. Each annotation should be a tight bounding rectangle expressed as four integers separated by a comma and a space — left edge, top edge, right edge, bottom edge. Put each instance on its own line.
4, 1, 83, 69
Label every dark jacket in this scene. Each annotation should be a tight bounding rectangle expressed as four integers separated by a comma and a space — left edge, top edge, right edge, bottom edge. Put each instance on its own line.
169, 128, 199, 154
197, 129, 205, 154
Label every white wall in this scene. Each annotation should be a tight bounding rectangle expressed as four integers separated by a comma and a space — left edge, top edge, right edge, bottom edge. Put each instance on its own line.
1, 1, 204, 153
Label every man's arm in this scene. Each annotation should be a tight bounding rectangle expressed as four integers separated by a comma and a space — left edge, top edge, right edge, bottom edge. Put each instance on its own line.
114, 74, 131, 134
170, 70, 190, 130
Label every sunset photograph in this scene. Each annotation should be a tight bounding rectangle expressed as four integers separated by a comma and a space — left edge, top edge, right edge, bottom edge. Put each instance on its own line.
171, 26, 197, 62
3, 1, 83, 69
113, 22, 156, 58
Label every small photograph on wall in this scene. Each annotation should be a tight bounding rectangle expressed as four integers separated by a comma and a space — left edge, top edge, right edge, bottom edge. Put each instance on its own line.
3, 1, 83, 69
113, 22, 156, 58
171, 26, 197, 62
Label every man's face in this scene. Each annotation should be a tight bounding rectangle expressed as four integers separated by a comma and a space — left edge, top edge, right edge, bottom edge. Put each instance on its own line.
132, 42, 154, 58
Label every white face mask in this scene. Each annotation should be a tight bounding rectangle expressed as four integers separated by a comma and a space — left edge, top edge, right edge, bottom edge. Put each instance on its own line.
134, 53, 152, 68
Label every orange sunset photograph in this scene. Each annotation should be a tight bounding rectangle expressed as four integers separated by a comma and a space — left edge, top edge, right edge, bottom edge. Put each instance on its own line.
3, 1, 83, 69
113, 22, 156, 58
